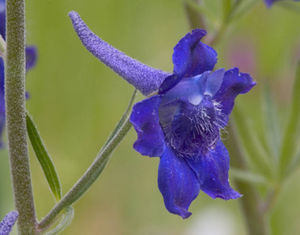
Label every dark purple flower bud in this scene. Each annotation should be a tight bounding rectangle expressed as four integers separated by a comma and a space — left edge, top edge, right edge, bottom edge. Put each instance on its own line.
0, 211, 18, 235
69, 11, 170, 96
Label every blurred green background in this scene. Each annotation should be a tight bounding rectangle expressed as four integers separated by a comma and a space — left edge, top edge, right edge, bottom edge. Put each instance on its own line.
1, 0, 300, 234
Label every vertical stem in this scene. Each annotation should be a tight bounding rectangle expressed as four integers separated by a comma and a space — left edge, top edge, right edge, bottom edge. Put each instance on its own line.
225, 122, 269, 235
184, 0, 206, 29
5, 0, 37, 234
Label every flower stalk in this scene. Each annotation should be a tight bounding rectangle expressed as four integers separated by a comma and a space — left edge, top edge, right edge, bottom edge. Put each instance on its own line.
38, 119, 132, 231
184, 0, 206, 29
38, 90, 136, 232
5, 0, 37, 234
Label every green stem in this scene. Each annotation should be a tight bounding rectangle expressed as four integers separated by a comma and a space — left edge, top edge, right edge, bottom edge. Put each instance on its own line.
37, 114, 133, 231
261, 185, 281, 215
226, 123, 269, 235
208, 0, 241, 46
184, 0, 206, 29
5, 0, 37, 234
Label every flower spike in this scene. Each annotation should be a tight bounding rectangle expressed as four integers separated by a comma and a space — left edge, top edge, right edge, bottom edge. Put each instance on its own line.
69, 11, 170, 95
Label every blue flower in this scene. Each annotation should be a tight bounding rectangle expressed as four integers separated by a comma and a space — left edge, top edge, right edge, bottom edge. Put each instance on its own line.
0, 211, 18, 235
69, 11, 255, 218
264, 0, 300, 7
0, 0, 37, 147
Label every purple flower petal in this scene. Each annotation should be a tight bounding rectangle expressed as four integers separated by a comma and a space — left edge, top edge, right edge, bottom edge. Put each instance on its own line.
264, 0, 300, 8
158, 74, 181, 94
0, 211, 18, 235
213, 68, 256, 115
0, 0, 6, 39
0, 58, 5, 148
264, 0, 275, 7
130, 96, 165, 157
0, 114, 5, 148
172, 29, 217, 78
158, 146, 200, 219
204, 69, 225, 97
186, 141, 241, 200
69, 11, 170, 95
0, 58, 4, 97
26, 46, 37, 71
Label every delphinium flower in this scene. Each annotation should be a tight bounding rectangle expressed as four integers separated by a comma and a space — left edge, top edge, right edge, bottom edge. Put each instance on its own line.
0, 0, 37, 147
264, 0, 300, 7
0, 211, 18, 235
69, 11, 255, 218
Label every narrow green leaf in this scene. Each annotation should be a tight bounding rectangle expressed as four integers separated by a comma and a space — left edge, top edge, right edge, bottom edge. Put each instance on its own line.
233, 107, 273, 177
262, 86, 281, 161
38, 90, 137, 231
184, 0, 207, 29
45, 207, 74, 235
185, 0, 219, 26
230, 0, 259, 22
222, 0, 232, 21
286, 148, 300, 179
26, 113, 62, 201
279, 63, 300, 178
278, 1, 300, 12
230, 168, 269, 185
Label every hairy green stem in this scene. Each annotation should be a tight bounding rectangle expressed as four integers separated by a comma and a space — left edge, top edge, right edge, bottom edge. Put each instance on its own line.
5, 0, 37, 234
38, 117, 132, 231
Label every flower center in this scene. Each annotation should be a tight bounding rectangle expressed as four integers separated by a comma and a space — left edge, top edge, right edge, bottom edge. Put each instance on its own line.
159, 95, 225, 158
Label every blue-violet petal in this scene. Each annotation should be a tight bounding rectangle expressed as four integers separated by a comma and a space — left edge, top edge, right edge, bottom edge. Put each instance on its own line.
0, 58, 5, 147
264, 0, 300, 8
0, 0, 5, 39
130, 96, 165, 157
204, 68, 225, 97
158, 146, 200, 219
186, 140, 241, 200
213, 68, 256, 115
172, 29, 217, 78
26, 46, 38, 71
